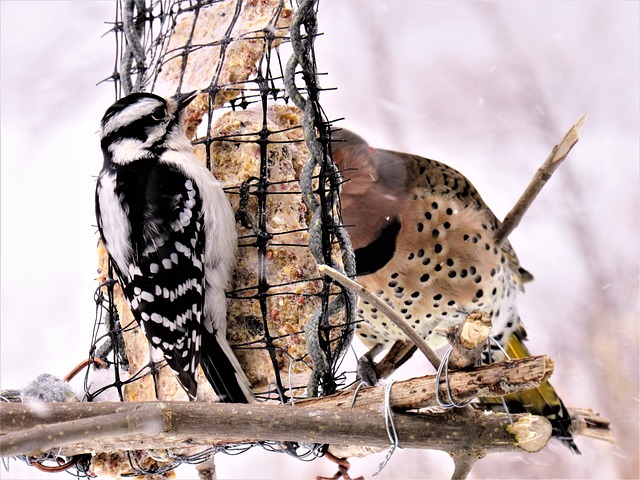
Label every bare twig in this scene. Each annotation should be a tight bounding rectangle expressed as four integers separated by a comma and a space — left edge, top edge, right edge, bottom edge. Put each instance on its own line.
63, 357, 107, 382
0, 357, 553, 439
296, 355, 554, 411
569, 407, 614, 444
451, 451, 485, 480
494, 114, 587, 246
0, 366, 611, 472
374, 340, 417, 380
196, 457, 217, 480
319, 264, 442, 370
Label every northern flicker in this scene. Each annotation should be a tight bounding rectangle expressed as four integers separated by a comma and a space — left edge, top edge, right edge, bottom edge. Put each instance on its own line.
331, 129, 579, 453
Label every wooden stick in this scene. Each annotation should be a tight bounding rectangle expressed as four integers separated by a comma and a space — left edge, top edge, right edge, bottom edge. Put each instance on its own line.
494, 114, 587, 247
0, 401, 548, 458
0, 357, 554, 457
568, 407, 614, 444
0, 366, 611, 459
319, 264, 442, 370
295, 355, 553, 411
374, 340, 417, 380
0, 356, 552, 437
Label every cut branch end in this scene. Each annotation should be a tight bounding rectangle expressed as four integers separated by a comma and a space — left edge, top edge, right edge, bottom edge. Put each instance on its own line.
506, 414, 552, 453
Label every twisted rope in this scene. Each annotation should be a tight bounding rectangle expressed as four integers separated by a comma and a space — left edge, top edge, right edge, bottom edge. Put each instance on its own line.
284, 0, 357, 397
121, 0, 147, 94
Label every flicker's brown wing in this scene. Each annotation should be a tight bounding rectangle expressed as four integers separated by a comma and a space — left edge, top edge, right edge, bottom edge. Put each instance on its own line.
332, 141, 405, 253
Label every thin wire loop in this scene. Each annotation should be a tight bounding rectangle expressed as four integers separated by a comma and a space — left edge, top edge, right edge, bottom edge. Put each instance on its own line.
373, 380, 399, 476
435, 346, 472, 408
350, 381, 367, 409
487, 336, 514, 425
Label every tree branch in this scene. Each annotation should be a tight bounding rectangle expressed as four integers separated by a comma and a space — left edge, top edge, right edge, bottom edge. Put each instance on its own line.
494, 114, 587, 246
295, 355, 553, 411
374, 340, 417, 380
451, 451, 485, 480
0, 359, 611, 470
569, 407, 614, 444
196, 457, 217, 480
1, 356, 553, 457
373, 311, 492, 380
0, 401, 548, 458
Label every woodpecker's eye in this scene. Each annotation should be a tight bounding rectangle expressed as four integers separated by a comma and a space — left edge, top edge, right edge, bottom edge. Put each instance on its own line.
150, 106, 167, 121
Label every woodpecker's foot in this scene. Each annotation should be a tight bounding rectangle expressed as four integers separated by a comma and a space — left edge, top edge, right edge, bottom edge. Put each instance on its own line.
356, 354, 378, 386
316, 452, 364, 480
357, 344, 385, 386
33, 455, 84, 473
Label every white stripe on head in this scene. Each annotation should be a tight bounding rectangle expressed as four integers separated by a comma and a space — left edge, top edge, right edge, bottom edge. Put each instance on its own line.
100, 97, 165, 138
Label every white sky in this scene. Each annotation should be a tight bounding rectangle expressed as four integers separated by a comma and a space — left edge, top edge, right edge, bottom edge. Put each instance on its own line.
1, 1, 638, 479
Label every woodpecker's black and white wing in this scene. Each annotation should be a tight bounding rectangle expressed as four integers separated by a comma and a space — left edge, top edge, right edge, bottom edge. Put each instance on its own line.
97, 161, 206, 398
97, 160, 254, 402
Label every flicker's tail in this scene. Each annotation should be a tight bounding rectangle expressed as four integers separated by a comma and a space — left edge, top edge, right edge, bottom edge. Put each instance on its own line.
481, 326, 581, 454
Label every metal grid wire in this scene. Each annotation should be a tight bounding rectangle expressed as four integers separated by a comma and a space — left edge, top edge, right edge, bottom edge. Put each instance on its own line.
79, 0, 357, 473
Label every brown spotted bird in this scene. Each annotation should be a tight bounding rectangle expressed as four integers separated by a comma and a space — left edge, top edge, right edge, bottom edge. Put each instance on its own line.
331, 128, 579, 453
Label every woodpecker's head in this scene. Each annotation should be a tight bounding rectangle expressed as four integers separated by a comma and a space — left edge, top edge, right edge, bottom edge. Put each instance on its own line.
99, 91, 198, 165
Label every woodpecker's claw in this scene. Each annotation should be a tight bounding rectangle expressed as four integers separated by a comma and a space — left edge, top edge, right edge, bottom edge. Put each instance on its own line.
316, 452, 364, 480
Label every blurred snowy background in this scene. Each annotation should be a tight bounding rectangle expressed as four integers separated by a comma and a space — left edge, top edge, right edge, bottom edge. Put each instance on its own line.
1, 1, 638, 479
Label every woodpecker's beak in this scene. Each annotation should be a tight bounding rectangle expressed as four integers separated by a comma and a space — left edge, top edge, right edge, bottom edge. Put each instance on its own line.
173, 90, 199, 110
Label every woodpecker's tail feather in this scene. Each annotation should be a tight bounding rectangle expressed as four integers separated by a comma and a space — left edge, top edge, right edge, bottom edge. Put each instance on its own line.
200, 328, 254, 403
481, 326, 580, 454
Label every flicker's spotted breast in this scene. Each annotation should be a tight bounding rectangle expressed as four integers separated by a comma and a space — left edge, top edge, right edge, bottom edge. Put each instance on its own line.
331, 129, 579, 453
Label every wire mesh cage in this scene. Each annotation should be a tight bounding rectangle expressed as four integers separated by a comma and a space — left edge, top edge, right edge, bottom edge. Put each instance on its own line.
84, 0, 356, 475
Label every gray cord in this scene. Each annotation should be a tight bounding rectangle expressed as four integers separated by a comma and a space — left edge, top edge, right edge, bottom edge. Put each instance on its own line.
350, 381, 367, 409
487, 337, 514, 425
121, 0, 146, 94
284, 0, 356, 397
373, 380, 399, 476
435, 347, 472, 409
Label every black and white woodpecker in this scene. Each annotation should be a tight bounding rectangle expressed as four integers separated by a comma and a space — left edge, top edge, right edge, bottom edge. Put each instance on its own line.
95, 91, 253, 403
